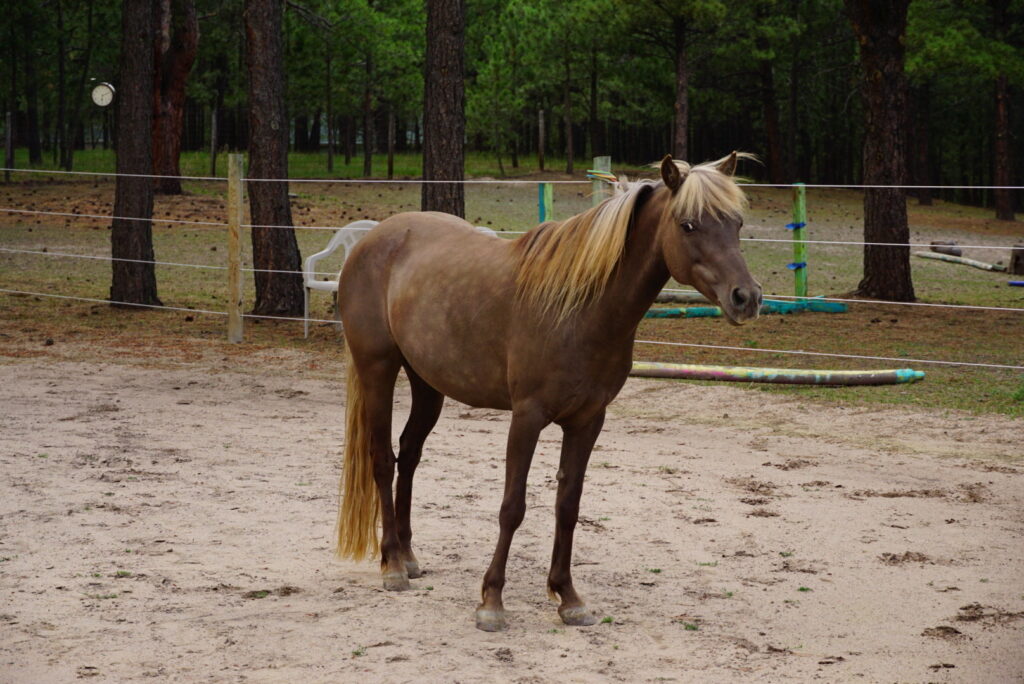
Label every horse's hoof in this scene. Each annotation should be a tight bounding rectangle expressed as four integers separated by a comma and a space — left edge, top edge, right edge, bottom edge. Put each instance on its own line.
405, 560, 423, 579
382, 572, 410, 591
475, 608, 507, 632
559, 605, 597, 626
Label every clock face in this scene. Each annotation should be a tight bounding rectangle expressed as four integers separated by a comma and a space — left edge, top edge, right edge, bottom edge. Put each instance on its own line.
91, 83, 114, 107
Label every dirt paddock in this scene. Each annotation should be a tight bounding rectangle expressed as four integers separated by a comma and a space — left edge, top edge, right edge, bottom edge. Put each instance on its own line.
1, 344, 1022, 682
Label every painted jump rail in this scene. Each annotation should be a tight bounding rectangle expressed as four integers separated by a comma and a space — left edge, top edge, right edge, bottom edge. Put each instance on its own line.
645, 298, 848, 319
630, 361, 925, 386
914, 251, 1007, 272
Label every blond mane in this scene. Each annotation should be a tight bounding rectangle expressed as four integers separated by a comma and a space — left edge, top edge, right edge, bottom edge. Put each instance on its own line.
513, 179, 655, 323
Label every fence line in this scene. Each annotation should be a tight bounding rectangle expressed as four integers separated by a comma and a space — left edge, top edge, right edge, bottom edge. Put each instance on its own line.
5, 166, 1024, 190
3, 246, 1021, 315
0, 246, 342, 278
1, 205, 1014, 251
2, 286, 1021, 371
0, 207, 228, 227
0, 167, 225, 181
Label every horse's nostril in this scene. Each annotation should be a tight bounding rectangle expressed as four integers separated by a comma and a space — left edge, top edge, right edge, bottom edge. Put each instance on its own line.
731, 287, 749, 308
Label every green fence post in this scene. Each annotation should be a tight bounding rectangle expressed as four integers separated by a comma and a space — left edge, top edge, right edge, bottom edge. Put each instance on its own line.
790, 183, 808, 299
538, 182, 553, 222
591, 156, 611, 207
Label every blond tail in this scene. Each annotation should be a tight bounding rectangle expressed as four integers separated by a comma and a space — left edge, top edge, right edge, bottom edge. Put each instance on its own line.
336, 350, 380, 560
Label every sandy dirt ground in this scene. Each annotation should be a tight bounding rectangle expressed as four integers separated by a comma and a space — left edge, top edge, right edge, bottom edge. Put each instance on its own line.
1, 346, 1022, 683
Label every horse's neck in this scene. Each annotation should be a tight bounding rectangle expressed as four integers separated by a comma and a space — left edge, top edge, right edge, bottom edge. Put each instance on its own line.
593, 204, 668, 338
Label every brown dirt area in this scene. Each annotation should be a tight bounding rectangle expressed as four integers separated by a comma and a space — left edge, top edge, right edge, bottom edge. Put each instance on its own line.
1, 336, 1022, 682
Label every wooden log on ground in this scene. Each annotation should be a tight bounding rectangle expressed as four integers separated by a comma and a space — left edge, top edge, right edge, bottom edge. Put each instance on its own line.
914, 251, 1007, 272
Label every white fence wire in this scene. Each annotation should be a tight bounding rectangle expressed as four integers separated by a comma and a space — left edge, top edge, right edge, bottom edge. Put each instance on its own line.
2, 166, 1022, 372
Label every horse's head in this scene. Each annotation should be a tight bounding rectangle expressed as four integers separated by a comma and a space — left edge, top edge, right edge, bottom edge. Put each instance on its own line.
655, 152, 762, 325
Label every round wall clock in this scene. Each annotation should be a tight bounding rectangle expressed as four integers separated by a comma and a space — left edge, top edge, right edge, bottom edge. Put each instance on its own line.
91, 82, 115, 107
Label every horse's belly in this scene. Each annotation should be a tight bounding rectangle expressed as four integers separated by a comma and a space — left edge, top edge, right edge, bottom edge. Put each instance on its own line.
401, 338, 512, 410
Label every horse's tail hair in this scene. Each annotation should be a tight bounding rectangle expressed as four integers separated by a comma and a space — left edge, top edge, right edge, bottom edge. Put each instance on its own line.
336, 348, 380, 561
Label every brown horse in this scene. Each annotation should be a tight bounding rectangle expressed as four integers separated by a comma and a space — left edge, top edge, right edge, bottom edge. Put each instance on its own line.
336, 153, 762, 631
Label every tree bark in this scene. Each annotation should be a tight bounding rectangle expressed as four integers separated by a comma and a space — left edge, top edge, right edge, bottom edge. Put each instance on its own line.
22, 21, 42, 164
993, 74, 1014, 221
757, 35, 784, 183
672, 16, 688, 161
537, 108, 545, 171
588, 48, 605, 158
421, 0, 465, 216
362, 55, 373, 176
244, 0, 304, 316
846, 0, 915, 302
152, 0, 198, 194
386, 105, 395, 180
563, 61, 574, 175
110, 0, 160, 307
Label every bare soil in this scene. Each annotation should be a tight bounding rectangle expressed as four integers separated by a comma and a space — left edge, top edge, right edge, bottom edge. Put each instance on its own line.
1, 338, 1022, 682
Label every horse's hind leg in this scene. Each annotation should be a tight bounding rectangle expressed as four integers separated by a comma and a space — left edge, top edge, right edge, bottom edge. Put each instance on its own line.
547, 410, 605, 627
356, 355, 408, 590
395, 364, 444, 579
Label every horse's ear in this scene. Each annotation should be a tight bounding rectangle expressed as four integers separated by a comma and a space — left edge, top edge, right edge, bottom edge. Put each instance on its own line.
660, 155, 682, 192
717, 151, 739, 177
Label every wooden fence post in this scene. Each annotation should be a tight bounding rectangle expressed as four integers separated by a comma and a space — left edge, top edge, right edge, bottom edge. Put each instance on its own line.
789, 183, 808, 298
591, 156, 611, 207
226, 153, 244, 343
538, 182, 553, 223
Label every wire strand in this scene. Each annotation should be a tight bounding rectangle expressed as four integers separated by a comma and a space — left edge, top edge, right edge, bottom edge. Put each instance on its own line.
658, 288, 1024, 313
0, 207, 228, 227
2, 287, 1020, 369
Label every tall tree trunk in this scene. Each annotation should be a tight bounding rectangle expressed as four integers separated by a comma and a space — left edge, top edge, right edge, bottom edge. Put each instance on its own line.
672, 16, 688, 161
993, 74, 1014, 220
343, 114, 352, 165
362, 55, 373, 176
588, 48, 604, 157
244, 0, 304, 316
421, 0, 465, 216
294, 114, 309, 151
326, 51, 334, 172
757, 36, 784, 183
386, 105, 395, 179
846, 0, 915, 302
152, 0, 198, 194
537, 108, 545, 171
309, 109, 321, 152
63, 0, 95, 170
110, 0, 160, 307
992, 0, 1014, 220
22, 22, 42, 164
56, 0, 66, 166
563, 61, 573, 174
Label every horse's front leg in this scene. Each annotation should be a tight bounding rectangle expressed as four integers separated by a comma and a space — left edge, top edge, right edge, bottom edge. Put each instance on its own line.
476, 404, 548, 632
547, 409, 605, 626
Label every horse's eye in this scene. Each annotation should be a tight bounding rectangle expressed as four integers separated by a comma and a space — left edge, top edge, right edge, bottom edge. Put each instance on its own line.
681, 220, 696, 234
